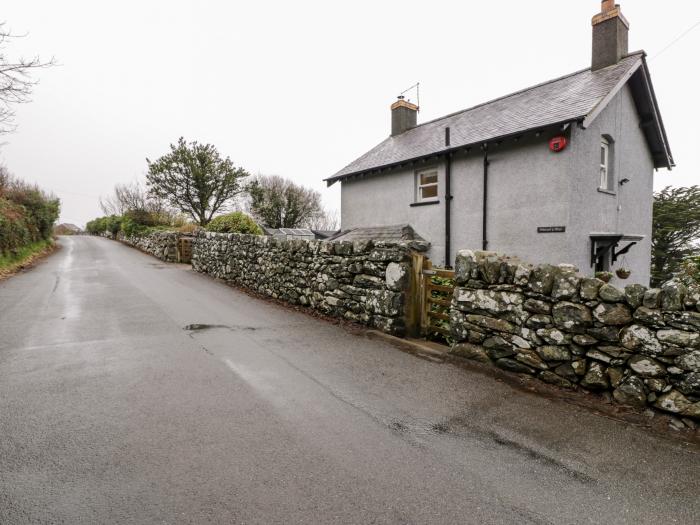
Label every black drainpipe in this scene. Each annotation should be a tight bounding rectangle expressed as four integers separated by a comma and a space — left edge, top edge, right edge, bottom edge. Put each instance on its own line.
444, 127, 453, 268
482, 144, 489, 251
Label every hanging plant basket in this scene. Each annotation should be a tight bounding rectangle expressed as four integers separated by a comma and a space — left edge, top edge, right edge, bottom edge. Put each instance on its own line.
595, 271, 613, 283
616, 268, 631, 280
615, 255, 632, 280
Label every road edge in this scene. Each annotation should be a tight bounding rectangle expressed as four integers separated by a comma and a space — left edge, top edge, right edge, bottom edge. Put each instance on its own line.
0, 239, 60, 283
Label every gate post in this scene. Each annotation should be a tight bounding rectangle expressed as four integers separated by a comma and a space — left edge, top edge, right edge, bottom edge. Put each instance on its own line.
405, 251, 424, 337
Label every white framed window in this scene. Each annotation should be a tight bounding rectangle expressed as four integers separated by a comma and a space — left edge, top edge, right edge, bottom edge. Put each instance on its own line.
599, 137, 614, 191
416, 169, 438, 202
599, 138, 609, 189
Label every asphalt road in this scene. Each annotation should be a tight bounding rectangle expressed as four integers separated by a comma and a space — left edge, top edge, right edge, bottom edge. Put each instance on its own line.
0, 236, 698, 524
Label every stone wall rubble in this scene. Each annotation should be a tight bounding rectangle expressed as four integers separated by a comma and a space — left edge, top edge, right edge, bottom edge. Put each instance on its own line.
191, 231, 427, 335
450, 250, 700, 422
117, 231, 182, 262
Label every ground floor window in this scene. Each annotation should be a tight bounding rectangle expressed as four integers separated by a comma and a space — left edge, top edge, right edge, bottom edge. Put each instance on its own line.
416, 169, 438, 202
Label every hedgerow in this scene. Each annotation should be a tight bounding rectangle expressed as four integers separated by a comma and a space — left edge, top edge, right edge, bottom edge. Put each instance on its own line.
0, 174, 60, 257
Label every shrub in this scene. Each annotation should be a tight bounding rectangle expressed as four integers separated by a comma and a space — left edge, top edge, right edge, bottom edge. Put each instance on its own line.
0, 175, 60, 256
205, 212, 262, 235
0, 198, 31, 255
123, 209, 154, 226
119, 216, 147, 237
177, 223, 200, 234
86, 215, 122, 236
677, 256, 700, 285
5, 184, 60, 240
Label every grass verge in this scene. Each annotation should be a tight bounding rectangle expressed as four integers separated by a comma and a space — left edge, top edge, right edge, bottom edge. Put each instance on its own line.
0, 239, 57, 281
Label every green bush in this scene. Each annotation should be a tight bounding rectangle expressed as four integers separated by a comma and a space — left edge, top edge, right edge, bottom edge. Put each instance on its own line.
677, 256, 700, 285
0, 179, 60, 257
120, 216, 148, 237
5, 185, 60, 240
0, 198, 31, 255
86, 215, 123, 236
205, 212, 262, 235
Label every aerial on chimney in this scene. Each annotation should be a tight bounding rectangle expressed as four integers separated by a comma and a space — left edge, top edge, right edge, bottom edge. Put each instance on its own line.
591, 1, 629, 71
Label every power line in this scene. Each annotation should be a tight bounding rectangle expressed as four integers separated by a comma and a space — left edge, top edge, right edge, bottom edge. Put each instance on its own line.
651, 19, 700, 60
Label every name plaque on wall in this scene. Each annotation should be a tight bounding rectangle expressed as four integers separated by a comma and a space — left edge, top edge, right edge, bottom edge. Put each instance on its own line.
537, 226, 566, 233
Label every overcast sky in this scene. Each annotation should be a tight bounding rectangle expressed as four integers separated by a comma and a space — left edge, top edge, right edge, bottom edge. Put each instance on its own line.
1, 0, 698, 227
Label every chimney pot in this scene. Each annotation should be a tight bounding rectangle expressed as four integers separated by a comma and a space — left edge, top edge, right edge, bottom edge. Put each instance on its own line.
601, 0, 615, 13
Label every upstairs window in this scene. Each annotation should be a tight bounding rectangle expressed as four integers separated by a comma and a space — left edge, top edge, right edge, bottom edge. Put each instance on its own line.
599, 137, 614, 192
416, 169, 438, 202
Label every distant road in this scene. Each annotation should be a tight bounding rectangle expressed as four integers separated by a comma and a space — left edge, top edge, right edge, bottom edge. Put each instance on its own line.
0, 236, 697, 524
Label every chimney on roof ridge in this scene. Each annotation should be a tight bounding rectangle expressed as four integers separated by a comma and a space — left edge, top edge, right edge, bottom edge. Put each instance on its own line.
391, 95, 418, 136
591, 1, 629, 71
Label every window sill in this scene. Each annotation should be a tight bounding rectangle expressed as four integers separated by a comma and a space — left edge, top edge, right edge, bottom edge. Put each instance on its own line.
410, 200, 440, 207
597, 188, 616, 196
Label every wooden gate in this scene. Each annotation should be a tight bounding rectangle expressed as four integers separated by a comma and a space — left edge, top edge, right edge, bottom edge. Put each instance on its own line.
178, 237, 193, 263
407, 253, 455, 341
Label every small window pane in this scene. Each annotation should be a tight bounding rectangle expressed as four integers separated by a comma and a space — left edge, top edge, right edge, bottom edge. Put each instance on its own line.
600, 146, 606, 165
421, 172, 437, 185
421, 185, 438, 199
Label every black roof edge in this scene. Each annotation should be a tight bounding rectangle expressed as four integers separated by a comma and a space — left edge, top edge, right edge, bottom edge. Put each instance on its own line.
639, 56, 674, 169
325, 118, 580, 186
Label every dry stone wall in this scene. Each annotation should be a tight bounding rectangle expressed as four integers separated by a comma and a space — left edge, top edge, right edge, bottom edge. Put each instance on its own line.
116, 231, 182, 262
450, 250, 700, 423
191, 231, 426, 335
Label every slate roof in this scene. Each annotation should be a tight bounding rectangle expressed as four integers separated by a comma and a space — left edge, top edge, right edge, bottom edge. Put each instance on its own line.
328, 224, 427, 244
327, 52, 673, 184
311, 230, 340, 240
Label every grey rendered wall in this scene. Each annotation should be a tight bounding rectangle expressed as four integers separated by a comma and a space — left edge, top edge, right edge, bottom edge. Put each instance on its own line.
450, 135, 573, 268
568, 84, 655, 286
340, 135, 574, 269
341, 162, 447, 264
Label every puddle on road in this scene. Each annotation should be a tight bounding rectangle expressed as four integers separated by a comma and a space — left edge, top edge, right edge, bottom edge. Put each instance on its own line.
184, 323, 229, 331
183, 323, 258, 332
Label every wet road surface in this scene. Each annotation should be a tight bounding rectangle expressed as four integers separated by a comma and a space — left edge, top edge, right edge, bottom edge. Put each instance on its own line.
0, 236, 698, 524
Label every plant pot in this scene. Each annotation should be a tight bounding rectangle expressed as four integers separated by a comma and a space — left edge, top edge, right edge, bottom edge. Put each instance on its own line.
596, 272, 613, 283
616, 268, 631, 280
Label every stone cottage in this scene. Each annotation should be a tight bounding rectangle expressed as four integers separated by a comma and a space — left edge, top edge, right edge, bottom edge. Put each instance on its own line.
326, 1, 674, 286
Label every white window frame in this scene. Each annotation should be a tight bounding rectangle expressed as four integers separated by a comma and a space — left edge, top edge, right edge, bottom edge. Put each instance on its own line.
599, 138, 611, 191
416, 169, 439, 203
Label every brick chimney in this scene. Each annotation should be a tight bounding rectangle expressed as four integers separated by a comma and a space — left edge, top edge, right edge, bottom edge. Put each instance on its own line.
391, 96, 418, 136
591, 0, 629, 71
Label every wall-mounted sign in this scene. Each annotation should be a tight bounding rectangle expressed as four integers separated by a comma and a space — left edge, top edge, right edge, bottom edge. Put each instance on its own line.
538, 226, 566, 233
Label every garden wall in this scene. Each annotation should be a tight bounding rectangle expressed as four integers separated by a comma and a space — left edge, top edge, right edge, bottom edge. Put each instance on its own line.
449, 250, 700, 421
191, 231, 428, 335
116, 231, 182, 262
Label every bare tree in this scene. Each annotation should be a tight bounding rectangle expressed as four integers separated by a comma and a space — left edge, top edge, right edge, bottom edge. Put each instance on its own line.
99, 180, 179, 222
0, 23, 54, 134
305, 208, 339, 231
246, 175, 324, 229
100, 181, 151, 216
0, 164, 10, 195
